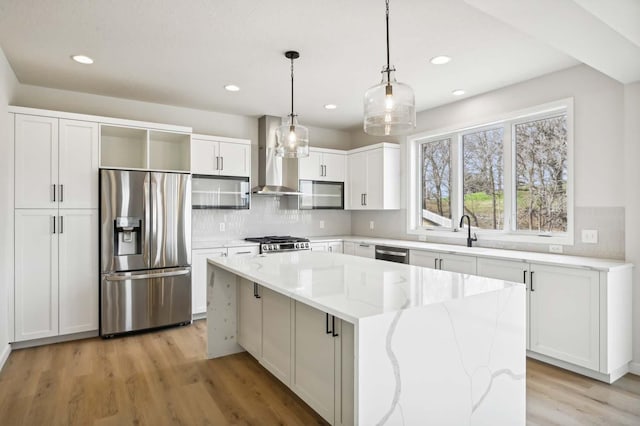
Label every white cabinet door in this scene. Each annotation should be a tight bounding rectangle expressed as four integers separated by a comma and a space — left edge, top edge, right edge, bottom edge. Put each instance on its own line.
310, 242, 328, 252
354, 243, 375, 258
190, 138, 219, 175
261, 287, 292, 385
227, 245, 259, 257
322, 152, 346, 182
410, 250, 440, 270
336, 320, 354, 426
192, 248, 227, 315
328, 242, 343, 253
477, 257, 530, 349
58, 120, 99, 209
298, 151, 323, 181
293, 301, 335, 424
343, 242, 355, 255
58, 209, 98, 335
529, 263, 600, 370
347, 151, 367, 209
218, 141, 251, 177
15, 115, 59, 209
439, 253, 477, 274
237, 279, 262, 360
363, 148, 383, 209
14, 209, 59, 341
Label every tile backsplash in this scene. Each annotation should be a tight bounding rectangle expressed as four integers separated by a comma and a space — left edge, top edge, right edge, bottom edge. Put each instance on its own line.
192, 195, 351, 241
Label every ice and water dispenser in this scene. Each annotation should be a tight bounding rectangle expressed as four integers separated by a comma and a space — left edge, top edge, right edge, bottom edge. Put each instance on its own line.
114, 217, 142, 256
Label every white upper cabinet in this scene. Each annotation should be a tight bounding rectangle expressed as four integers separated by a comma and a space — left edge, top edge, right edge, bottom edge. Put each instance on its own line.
346, 143, 399, 210
191, 134, 251, 177
15, 115, 98, 209
299, 148, 346, 182
58, 120, 99, 209
15, 115, 59, 209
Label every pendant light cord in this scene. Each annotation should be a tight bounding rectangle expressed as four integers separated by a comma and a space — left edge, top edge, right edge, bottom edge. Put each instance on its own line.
290, 57, 295, 118
385, 0, 391, 83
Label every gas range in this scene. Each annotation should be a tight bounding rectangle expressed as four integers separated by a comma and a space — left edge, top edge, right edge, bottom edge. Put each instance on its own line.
245, 236, 311, 254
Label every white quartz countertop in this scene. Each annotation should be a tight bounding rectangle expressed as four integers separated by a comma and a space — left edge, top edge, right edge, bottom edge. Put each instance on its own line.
192, 240, 259, 250
308, 235, 631, 271
208, 251, 519, 324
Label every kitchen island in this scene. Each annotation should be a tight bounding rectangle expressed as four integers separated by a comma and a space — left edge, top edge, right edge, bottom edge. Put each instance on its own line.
207, 251, 525, 425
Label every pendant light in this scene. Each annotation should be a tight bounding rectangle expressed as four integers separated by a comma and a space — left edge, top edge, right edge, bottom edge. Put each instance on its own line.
363, 0, 416, 136
275, 51, 309, 158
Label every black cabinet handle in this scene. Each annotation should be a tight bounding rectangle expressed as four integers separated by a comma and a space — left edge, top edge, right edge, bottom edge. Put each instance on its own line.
60, 184, 64, 202
325, 313, 331, 334
52, 215, 56, 234
59, 216, 64, 234
439, 259, 443, 270
52, 184, 56, 202
530, 271, 535, 292
332, 315, 339, 337
253, 282, 261, 298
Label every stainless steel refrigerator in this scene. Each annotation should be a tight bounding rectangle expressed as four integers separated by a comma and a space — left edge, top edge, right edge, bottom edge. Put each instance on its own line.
100, 169, 192, 336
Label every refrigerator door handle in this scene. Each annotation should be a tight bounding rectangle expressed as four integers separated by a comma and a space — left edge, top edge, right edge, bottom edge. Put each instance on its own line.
104, 268, 191, 281
143, 173, 151, 266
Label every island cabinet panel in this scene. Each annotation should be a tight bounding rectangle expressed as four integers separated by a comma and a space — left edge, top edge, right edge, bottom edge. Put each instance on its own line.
292, 301, 336, 423
192, 248, 227, 316
335, 321, 354, 426
261, 287, 292, 385
529, 264, 600, 371
410, 250, 476, 274
237, 279, 262, 360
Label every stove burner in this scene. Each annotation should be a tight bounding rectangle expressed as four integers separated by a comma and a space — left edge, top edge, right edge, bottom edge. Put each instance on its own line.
245, 236, 310, 253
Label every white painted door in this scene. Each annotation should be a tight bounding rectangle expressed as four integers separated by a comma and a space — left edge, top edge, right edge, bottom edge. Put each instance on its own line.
310, 242, 328, 252
261, 287, 292, 385
354, 243, 375, 258
218, 141, 251, 177
322, 152, 346, 182
58, 209, 99, 335
190, 138, 219, 175
409, 249, 440, 270
343, 242, 355, 255
14, 209, 59, 341
477, 257, 530, 349
15, 115, 59, 209
363, 148, 383, 209
328, 242, 343, 253
237, 279, 262, 360
58, 120, 99, 209
529, 263, 600, 370
191, 248, 227, 315
439, 253, 477, 274
292, 301, 335, 424
298, 151, 323, 181
347, 151, 367, 209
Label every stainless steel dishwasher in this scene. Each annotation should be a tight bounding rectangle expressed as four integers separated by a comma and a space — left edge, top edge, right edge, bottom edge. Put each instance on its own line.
375, 245, 410, 264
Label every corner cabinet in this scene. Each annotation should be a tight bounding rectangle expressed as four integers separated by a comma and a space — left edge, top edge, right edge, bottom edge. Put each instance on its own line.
346, 143, 400, 210
191, 134, 251, 177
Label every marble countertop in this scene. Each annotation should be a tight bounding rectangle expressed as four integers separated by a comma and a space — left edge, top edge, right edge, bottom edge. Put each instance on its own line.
208, 251, 519, 324
308, 235, 631, 271
192, 240, 259, 250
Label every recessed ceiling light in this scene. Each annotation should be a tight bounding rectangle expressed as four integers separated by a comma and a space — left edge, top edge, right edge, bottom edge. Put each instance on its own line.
452, 89, 466, 96
224, 84, 240, 92
324, 104, 337, 110
430, 55, 451, 65
71, 55, 94, 65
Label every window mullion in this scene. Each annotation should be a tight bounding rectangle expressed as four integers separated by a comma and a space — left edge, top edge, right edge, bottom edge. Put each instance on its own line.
503, 122, 514, 232
450, 133, 462, 230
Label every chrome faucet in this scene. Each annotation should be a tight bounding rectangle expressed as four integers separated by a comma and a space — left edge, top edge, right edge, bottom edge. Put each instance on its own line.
459, 215, 478, 247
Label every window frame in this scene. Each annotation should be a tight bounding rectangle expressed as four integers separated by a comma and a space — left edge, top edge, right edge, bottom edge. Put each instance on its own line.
407, 98, 574, 245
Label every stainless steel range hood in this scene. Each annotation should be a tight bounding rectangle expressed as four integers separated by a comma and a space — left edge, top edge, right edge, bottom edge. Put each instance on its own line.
251, 115, 301, 195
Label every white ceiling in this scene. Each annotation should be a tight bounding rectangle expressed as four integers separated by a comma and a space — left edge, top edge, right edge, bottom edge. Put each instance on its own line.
0, 0, 636, 130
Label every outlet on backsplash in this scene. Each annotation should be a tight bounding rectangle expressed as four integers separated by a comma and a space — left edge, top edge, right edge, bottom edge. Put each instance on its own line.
219, 222, 225, 232
549, 245, 563, 254
369, 221, 375, 230
319, 220, 325, 229
581, 229, 598, 244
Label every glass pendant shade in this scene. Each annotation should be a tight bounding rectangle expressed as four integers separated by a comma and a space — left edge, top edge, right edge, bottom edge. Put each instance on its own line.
275, 115, 309, 158
364, 67, 416, 136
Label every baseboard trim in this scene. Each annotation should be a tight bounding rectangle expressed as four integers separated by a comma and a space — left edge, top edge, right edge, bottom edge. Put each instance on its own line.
11, 330, 99, 350
526, 351, 629, 384
192, 312, 207, 321
629, 362, 640, 376
0, 344, 11, 372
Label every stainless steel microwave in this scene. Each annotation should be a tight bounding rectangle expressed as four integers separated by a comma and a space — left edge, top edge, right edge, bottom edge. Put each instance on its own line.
298, 180, 344, 210
192, 175, 250, 209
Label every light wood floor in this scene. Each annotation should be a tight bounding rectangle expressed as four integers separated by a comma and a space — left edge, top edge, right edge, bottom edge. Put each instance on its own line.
0, 321, 638, 425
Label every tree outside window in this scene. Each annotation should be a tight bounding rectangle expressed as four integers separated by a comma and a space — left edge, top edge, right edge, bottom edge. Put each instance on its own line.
421, 138, 451, 227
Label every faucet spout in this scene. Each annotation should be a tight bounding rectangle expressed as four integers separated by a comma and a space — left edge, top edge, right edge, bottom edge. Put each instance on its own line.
459, 214, 478, 247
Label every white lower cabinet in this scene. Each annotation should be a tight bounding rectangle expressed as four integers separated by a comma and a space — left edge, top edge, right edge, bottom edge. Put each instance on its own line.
328, 242, 343, 253
237, 279, 262, 359
310, 242, 328, 252
192, 245, 259, 316
260, 287, 292, 385
477, 257, 606, 373
343, 242, 355, 255
410, 249, 477, 274
14, 209, 98, 342
353, 242, 375, 259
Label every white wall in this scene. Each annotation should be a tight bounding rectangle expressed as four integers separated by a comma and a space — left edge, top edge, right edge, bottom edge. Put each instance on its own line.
0, 48, 19, 368
624, 82, 640, 374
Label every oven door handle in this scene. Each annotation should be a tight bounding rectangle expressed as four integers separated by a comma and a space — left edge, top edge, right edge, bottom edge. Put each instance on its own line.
375, 249, 407, 257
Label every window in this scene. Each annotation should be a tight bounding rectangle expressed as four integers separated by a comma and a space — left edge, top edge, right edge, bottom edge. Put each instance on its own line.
408, 99, 573, 244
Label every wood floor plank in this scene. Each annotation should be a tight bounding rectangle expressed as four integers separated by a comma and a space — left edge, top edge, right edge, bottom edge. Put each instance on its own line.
0, 321, 638, 425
